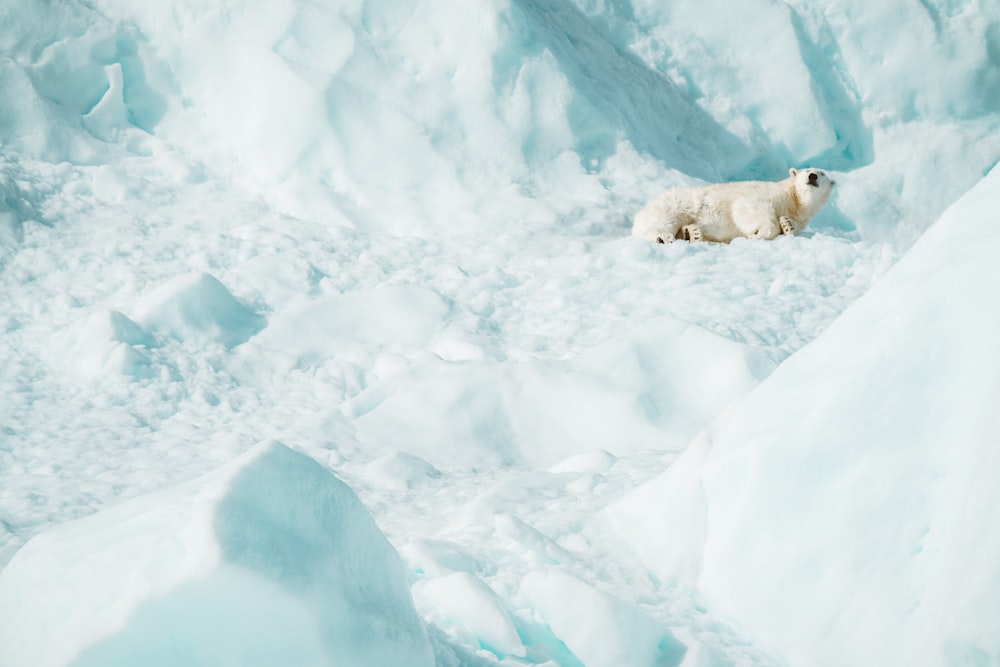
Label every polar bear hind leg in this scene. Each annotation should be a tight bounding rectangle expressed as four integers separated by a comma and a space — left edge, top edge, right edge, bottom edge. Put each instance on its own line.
632, 202, 694, 244
732, 201, 781, 240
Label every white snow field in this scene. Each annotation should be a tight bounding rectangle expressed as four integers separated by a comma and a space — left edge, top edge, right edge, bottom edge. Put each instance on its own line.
0, 0, 998, 665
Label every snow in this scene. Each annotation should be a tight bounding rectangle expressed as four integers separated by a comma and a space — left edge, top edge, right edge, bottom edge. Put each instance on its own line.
609, 163, 1000, 667
134, 272, 266, 349
67, 309, 156, 379
518, 569, 687, 667
416, 571, 527, 659
1, 0, 999, 665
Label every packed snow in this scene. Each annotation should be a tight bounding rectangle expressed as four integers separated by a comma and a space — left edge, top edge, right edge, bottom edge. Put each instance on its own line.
0, 442, 435, 667
1, 0, 999, 666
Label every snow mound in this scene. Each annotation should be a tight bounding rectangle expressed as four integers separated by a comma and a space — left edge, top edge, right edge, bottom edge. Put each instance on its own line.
0, 442, 434, 667
400, 539, 483, 579
133, 272, 265, 349
68, 309, 156, 379
415, 571, 526, 659
253, 284, 450, 367
519, 569, 686, 667
609, 165, 1000, 666
547, 449, 617, 475
0, 175, 23, 250
347, 316, 776, 468
365, 452, 443, 491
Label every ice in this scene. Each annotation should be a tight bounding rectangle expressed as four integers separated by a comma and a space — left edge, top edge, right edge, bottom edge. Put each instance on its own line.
2, 0, 1000, 665
0, 442, 434, 667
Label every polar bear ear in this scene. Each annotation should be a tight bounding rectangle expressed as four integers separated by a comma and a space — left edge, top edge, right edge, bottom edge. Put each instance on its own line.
789, 167, 798, 178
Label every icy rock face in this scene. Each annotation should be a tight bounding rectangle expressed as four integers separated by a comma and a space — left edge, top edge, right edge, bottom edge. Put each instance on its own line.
0, 442, 434, 667
610, 165, 1000, 667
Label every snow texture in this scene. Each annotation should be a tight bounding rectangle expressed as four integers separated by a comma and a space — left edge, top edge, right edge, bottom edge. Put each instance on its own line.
1, 0, 999, 665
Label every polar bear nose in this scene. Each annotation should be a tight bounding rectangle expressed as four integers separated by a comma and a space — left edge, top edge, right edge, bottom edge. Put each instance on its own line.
808, 172, 819, 185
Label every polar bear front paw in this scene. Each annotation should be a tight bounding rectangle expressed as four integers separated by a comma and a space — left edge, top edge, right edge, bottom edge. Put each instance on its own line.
681, 224, 703, 242
779, 216, 795, 235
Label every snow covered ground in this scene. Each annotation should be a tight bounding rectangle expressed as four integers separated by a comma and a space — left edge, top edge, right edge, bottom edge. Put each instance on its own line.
1, 1, 999, 665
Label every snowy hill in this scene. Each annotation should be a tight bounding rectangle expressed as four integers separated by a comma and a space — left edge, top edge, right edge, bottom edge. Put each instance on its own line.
1, 1, 999, 666
609, 163, 1000, 666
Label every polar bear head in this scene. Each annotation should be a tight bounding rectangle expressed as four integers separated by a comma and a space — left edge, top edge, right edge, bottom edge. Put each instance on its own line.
789, 167, 836, 212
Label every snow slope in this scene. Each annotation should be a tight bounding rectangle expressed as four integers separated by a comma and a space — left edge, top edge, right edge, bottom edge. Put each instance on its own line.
610, 162, 1000, 667
2, 0, 1000, 665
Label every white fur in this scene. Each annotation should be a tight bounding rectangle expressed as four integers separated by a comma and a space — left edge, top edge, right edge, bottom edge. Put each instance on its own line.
632, 168, 836, 244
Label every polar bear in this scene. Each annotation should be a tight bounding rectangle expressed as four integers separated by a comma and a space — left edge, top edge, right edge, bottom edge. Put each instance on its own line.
632, 168, 836, 244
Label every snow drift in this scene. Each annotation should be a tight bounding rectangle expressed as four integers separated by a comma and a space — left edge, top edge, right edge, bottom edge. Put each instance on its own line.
134, 272, 265, 349
343, 315, 775, 468
0, 442, 434, 667
610, 164, 1000, 666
